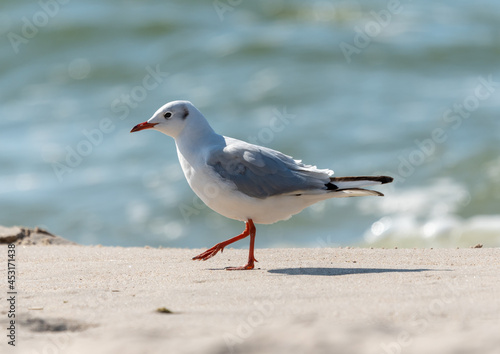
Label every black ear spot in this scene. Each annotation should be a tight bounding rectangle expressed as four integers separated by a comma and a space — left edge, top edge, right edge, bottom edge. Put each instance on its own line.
181, 106, 189, 119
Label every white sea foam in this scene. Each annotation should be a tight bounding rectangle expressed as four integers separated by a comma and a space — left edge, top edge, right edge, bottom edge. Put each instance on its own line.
360, 178, 500, 247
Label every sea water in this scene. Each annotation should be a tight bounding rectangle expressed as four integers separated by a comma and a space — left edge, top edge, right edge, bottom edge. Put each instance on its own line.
1, 0, 499, 248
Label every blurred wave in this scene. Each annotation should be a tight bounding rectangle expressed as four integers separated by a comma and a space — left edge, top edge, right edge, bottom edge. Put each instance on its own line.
1, 0, 499, 247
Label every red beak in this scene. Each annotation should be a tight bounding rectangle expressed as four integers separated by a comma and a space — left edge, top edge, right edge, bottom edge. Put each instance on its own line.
130, 121, 158, 133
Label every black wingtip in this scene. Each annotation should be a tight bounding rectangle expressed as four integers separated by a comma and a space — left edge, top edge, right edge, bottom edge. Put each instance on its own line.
329, 176, 394, 184
325, 182, 338, 190
379, 176, 394, 184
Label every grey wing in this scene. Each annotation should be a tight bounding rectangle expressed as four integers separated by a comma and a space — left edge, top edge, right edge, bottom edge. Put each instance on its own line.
207, 138, 333, 199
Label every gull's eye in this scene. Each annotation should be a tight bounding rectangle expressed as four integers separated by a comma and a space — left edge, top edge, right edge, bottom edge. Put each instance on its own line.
163, 112, 172, 119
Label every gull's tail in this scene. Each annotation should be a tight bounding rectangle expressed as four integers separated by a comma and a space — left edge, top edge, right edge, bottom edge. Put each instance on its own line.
326, 176, 393, 197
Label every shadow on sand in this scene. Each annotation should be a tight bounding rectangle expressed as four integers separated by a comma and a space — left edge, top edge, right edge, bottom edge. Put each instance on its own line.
267, 267, 436, 276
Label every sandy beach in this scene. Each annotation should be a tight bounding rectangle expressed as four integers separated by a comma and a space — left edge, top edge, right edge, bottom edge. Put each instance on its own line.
1, 236, 499, 354
3, 1, 500, 353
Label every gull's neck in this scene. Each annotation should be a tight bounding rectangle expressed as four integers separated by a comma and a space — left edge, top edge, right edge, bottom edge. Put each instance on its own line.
175, 112, 225, 163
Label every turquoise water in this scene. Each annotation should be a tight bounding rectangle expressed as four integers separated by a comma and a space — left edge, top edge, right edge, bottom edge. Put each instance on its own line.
1, 0, 499, 248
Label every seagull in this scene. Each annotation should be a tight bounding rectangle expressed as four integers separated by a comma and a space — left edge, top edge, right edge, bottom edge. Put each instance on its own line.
131, 100, 393, 270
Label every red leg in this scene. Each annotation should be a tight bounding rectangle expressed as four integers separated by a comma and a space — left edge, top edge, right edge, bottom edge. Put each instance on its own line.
192, 219, 258, 270
192, 220, 253, 261
226, 220, 257, 270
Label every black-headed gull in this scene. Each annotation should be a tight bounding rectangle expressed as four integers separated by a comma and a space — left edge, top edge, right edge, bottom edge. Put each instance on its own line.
131, 100, 393, 270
